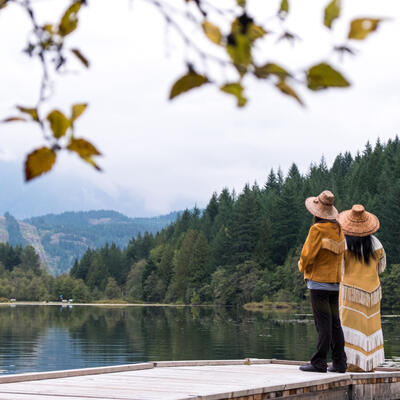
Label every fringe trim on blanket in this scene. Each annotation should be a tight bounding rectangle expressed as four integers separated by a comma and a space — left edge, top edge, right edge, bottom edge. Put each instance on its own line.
345, 346, 385, 372
321, 238, 345, 254
342, 326, 384, 352
341, 284, 382, 307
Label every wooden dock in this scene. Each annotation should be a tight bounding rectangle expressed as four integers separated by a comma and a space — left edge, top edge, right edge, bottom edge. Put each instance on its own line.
0, 359, 400, 399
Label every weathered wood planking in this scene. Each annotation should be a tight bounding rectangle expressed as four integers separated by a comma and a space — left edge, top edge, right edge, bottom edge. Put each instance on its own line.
0, 360, 399, 399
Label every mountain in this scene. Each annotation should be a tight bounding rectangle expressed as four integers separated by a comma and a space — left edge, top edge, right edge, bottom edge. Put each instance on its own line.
0, 210, 179, 275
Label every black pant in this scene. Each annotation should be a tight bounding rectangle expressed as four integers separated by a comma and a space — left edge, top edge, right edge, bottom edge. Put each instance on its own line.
310, 289, 347, 372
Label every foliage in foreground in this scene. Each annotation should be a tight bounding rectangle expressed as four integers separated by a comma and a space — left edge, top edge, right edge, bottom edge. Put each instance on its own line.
0, 0, 387, 180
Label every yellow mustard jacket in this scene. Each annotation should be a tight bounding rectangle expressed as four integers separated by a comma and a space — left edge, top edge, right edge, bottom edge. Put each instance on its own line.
298, 222, 345, 283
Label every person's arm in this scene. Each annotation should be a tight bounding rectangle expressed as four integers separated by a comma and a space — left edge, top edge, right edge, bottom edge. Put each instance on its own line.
377, 248, 386, 274
371, 236, 386, 274
298, 225, 321, 273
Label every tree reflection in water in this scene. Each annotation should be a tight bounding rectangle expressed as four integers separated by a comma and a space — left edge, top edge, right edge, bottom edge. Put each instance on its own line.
0, 305, 399, 374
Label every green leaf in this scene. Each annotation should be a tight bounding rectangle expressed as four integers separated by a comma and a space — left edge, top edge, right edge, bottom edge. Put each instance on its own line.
47, 109, 70, 138
306, 62, 350, 91
275, 80, 304, 106
67, 138, 102, 171
231, 18, 267, 42
202, 21, 222, 45
236, 0, 246, 7
71, 103, 88, 122
59, 1, 82, 37
25, 147, 57, 181
279, 0, 289, 14
2, 116, 27, 123
220, 82, 247, 107
227, 34, 252, 74
169, 72, 209, 100
324, 0, 341, 29
254, 63, 290, 80
17, 106, 39, 122
71, 48, 90, 68
348, 18, 382, 40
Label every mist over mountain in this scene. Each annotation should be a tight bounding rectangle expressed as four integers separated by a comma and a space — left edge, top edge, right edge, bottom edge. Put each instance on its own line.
0, 161, 149, 219
1, 161, 182, 274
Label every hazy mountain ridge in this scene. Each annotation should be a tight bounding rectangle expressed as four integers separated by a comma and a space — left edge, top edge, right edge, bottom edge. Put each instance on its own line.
0, 210, 180, 275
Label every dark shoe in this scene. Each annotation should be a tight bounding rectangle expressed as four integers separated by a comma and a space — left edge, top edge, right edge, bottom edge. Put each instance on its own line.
328, 365, 347, 373
299, 363, 326, 373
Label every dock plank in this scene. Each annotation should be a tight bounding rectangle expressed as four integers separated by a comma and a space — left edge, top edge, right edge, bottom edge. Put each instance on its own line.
0, 362, 399, 400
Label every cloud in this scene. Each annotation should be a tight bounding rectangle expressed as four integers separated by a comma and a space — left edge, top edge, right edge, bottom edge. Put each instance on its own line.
0, 0, 399, 217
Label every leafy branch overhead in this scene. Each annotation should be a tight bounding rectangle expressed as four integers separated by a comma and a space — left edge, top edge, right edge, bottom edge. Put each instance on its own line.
0, 0, 386, 180
167, 0, 384, 106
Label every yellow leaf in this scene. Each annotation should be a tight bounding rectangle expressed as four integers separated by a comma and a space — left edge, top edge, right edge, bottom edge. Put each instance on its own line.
246, 24, 267, 41
47, 109, 70, 138
348, 18, 382, 40
81, 156, 101, 170
71, 48, 90, 68
169, 72, 209, 100
17, 106, 39, 122
236, 0, 246, 7
71, 103, 88, 122
2, 116, 27, 123
275, 80, 304, 106
25, 147, 57, 181
67, 137, 101, 157
306, 62, 350, 91
202, 21, 222, 45
59, 1, 82, 37
324, 0, 341, 29
220, 82, 247, 107
42, 24, 55, 34
254, 63, 290, 79
67, 138, 102, 171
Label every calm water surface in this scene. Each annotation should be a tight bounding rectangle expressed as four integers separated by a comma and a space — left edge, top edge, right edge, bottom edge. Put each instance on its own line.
0, 305, 399, 375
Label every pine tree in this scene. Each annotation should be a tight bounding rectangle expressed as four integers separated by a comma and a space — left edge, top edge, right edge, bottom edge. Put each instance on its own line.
270, 164, 303, 265
230, 184, 262, 264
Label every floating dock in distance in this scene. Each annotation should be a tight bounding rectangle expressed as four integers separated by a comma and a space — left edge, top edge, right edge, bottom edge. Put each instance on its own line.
0, 359, 400, 399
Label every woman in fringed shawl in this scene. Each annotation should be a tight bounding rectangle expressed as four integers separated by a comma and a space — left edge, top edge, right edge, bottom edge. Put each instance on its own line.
338, 204, 386, 372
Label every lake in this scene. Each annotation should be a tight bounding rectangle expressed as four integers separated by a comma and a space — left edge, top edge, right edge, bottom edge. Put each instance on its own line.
0, 305, 399, 375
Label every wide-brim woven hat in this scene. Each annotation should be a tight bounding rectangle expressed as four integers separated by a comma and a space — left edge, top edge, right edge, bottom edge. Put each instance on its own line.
305, 190, 338, 220
338, 204, 380, 237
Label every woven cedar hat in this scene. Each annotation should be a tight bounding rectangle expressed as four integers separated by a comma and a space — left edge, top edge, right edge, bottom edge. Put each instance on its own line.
305, 190, 338, 220
338, 204, 380, 237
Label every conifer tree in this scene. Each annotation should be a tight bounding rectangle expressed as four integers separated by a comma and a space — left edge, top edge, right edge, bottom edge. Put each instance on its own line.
230, 184, 262, 264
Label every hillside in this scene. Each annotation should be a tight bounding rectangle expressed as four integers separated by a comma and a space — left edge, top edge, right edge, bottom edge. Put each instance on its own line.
70, 137, 400, 308
0, 210, 179, 275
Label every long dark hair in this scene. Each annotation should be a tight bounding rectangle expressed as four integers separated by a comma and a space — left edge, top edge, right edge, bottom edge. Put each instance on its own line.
345, 235, 376, 264
313, 216, 341, 234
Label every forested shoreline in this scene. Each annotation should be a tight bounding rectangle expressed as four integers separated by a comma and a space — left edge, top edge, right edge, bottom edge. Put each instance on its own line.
1, 138, 400, 308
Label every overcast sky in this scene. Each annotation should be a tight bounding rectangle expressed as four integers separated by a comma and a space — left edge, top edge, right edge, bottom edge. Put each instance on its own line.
1, 0, 400, 217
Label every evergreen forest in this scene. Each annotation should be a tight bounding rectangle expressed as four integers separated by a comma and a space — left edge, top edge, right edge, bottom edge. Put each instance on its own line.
1, 138, 400, 308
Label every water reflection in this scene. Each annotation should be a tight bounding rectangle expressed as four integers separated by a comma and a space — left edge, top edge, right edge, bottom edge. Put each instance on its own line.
0, 305, 399, 375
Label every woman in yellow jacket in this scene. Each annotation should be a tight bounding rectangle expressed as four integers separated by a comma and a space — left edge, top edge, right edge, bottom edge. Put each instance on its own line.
298, 190, 347, 373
